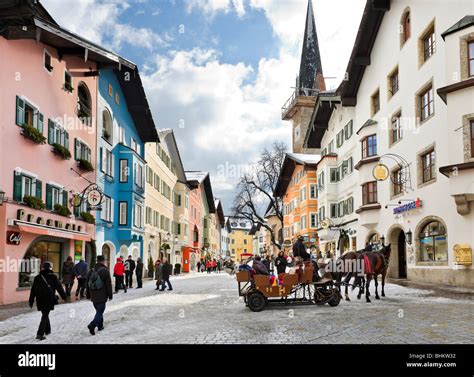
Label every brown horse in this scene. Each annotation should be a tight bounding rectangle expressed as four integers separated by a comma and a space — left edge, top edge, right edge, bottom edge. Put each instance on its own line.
326, 251, 365, 302
354, 244, 391, 303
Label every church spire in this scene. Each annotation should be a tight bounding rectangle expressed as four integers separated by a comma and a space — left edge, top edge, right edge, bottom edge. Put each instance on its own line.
298, 0, 325, 94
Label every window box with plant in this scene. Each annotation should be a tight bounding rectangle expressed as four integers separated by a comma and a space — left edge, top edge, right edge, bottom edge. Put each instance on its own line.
21, 124, 47, 145
23, 195, 46, 210
77, 159, 94, 172
52, 143, 71, 160
53, 203, 71, 217
80, 212, 96, 224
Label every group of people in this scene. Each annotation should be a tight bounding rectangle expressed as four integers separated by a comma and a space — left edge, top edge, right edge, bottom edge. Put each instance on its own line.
28, 254, 151, 340
112, 255, 144, 293
196, 259, 221, 274
154, 258, 173, 291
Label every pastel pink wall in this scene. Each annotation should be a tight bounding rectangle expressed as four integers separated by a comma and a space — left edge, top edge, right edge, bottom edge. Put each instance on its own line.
0, 37, 98, 304
188, 186, 203, 250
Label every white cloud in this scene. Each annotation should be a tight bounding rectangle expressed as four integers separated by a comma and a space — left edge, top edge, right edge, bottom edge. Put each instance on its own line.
41, 0, 169, 51
186, 0, 245, 18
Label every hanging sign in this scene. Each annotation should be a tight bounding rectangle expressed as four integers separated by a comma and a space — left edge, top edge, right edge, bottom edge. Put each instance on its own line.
373, 163, 390, 181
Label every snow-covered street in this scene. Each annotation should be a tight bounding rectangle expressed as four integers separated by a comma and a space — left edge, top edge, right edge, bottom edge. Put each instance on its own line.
0, 273, 472, 344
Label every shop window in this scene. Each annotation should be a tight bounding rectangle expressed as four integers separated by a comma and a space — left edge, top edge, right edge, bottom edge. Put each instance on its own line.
361, 134, 377, 158
362, 181, 378, 205
419, 221, 448, 262
19, 242, 62, 287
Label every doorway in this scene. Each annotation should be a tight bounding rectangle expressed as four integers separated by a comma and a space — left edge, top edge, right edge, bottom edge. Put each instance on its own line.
397, 231, 407, 278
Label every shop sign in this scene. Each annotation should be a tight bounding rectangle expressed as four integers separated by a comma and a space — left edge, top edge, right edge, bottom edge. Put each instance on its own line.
453, 244, 472, 265
17, 209, 83, 233
393, 198, 422, 214
7, 231, 22, 245
372, 163, 390, 181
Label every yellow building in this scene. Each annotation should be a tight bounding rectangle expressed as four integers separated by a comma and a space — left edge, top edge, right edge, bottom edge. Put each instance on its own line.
228, 217, 253, 262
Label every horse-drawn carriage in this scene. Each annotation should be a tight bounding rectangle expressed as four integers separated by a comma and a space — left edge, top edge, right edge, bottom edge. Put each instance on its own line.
236, 263, 341, 312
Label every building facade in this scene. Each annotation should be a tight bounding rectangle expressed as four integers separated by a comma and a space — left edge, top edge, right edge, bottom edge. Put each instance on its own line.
228, 217, 254, 262
304, 0, 474, 287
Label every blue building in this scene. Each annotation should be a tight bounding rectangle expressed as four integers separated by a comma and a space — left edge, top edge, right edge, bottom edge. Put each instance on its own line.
96, 68, 159, 267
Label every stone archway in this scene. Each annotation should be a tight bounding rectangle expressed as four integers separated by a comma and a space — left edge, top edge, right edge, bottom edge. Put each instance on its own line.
387, 225, 407, 279
100, 242, 115, 268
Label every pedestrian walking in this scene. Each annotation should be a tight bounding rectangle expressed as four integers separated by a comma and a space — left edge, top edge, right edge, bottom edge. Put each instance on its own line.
61, 256, 75, 298
216, 259, 221, 274
160, 258, 173, 291
212, 259, 217, 272
28, 262, 67, 340
206, 260, 211, 274
113, 257, 127, 293
124, 255, 136, 288
196, 261, 201, 273
73, 258, 89, 300
154, 259, 163, 290
135, 257, 143, 289
86, 255, 113, 335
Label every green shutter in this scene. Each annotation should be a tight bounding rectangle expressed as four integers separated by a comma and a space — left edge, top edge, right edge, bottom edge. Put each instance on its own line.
13, 172, 22, 202
75, 139, 80, 160
46, 183, 52, 209
48, 120, 54, 145
37, 113, 44, 133
64, 131, 69, 149
62, 190, 68, 207
16, 96, 25, 126
35, 179, 42, 200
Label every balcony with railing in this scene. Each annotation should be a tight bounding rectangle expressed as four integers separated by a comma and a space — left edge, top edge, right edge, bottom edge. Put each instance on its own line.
281, 87, 319, 120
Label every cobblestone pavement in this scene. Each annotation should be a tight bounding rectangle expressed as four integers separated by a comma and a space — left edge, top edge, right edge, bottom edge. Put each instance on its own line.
0, 273, 472, 344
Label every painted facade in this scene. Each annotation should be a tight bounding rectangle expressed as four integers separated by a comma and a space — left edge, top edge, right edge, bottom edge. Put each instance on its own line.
228, 217, 254, 262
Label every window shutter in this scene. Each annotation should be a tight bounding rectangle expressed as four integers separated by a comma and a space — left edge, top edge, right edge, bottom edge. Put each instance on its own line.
46, 184, 52, 210
75, 139, 80, 160
64, 131, 69, 150
48, 120, 54, 144
62, 190, 68, 207
100, 147, 105, 173
35, 179, 42, 200
13, 172, 23, 201
16, 96, 25, 126
111, 198, 115, 223
37, 113, 44, 133
111, 153, 115, 178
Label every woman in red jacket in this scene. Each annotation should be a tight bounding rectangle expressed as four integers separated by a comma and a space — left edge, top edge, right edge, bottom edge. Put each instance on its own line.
113, 258, 127, 293
206, 260, 211, 274
211, 259, 217, 273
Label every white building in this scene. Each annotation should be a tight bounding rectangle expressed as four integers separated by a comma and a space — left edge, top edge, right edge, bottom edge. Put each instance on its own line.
304, 0, 474, 287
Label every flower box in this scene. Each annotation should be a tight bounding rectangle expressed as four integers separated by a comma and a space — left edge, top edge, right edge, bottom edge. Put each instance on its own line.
21, 124, 46, 145
52, 143, 72, 160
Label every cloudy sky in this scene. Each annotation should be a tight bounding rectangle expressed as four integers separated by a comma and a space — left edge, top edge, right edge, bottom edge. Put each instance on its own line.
42, 0, 365, 213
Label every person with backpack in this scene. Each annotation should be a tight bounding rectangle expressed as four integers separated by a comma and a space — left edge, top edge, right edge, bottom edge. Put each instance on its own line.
29, 262, 67, 340
135, 257, 143, 289
124, 255, 136, 288
86, 255, 113, 335
113, 257, 127, 293
73, 258, 89, 300
61, 256, 75, 298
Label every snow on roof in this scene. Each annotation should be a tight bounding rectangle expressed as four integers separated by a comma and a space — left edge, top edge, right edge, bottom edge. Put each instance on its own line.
287, 153, 320, 165
185, 171, 208, 184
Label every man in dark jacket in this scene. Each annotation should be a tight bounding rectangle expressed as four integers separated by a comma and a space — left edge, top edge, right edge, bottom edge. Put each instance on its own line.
160, 259, 173, 291
73, 258, 88, 299
293, 236, 311, 261
124, 255, 136, 288
61, 256, 75, 297
135, 257, 144, 289
252, 256, 269, 275
86, 255, 113, 335
29, 262, 67, 340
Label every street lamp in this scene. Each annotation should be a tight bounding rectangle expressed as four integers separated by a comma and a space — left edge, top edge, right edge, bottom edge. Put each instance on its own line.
0, 189, 5, 206
406, 229, 413, 245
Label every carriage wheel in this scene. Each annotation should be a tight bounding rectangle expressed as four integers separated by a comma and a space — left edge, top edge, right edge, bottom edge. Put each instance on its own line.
328, 289, 341, 307
247, 292, 266, 312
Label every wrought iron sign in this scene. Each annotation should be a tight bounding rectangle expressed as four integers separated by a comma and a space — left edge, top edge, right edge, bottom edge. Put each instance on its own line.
374, 153, 413, 193
73, 183, 105, 211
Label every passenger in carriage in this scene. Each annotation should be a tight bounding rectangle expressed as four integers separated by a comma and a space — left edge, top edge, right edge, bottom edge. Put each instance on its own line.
293, 236, 311, 262
252, 256, 269, 275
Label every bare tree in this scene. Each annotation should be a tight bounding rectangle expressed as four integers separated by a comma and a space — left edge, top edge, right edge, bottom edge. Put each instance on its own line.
232, 141, 287, 250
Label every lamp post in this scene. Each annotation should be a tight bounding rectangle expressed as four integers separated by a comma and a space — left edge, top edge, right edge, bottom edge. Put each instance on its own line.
406, 229, 413, 245
0, 190, 5, 206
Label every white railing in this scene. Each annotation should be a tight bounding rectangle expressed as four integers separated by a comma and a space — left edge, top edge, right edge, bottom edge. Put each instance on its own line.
281, 88, 319, 117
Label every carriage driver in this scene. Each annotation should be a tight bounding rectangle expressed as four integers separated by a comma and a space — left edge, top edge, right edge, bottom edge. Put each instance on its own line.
293, 236, 311, 263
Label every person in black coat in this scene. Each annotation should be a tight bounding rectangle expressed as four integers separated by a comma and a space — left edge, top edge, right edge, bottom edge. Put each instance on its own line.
73, 258, 89, 299
29, 262, 67, 340
86, 255, 113, 335
252, 256, 269, 275
124, 255, 136, 288
293, 236, 311, 261
275, 251, 288, 275
160, 259, 173, 291
135, 257, 144, 289
61, 256, 75, 297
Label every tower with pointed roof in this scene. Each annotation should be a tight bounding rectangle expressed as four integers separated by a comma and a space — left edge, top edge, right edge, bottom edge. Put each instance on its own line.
281, 0, 325, 154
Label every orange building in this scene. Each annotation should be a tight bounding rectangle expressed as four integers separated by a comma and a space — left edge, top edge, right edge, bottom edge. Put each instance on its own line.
274, 153, 320, 246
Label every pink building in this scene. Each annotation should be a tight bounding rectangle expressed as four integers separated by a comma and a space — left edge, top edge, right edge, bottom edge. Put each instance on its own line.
0, 2, 130, 304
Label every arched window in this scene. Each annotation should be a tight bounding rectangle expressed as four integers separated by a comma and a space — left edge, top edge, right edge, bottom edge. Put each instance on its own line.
419, 221, 447, 262
400, 8, 411, 47
102, 108, 113, 143
77, 82, 92, 125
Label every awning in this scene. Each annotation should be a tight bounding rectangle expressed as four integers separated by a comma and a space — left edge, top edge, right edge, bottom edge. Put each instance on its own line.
15, 221, 92, 242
